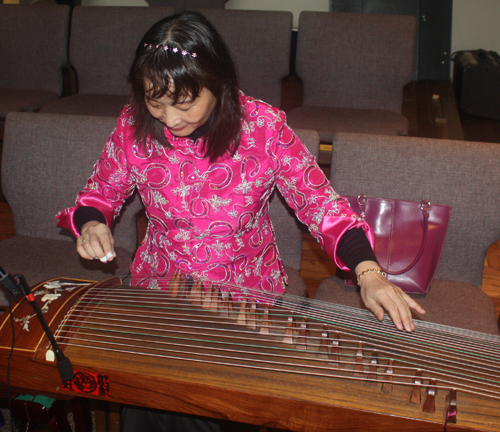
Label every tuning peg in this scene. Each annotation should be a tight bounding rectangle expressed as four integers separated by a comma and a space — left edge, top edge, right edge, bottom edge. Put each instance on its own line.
409, 369, 422, 404
353, 342, 365, 378
423, 379, 437, 413
381, 359, 394, 394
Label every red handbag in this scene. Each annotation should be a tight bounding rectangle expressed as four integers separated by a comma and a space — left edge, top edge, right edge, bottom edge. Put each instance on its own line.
343, 195, 451, 294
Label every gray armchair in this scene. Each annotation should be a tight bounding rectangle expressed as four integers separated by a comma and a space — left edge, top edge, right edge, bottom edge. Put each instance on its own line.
0, 4, 70, 117
39, 6, 175, 117
288, 12, 416, 143
198, 9, 293, 109
315, 132, 500, 334
0, 113, 142, 306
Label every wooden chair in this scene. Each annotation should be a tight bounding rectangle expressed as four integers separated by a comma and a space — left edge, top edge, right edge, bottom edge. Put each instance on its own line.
315, 132, 500, 334
0, 4, 70, 118
288, 12, 417, 143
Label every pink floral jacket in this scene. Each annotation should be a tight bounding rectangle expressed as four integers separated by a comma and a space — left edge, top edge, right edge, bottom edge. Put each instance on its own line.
56, 93, 373, 299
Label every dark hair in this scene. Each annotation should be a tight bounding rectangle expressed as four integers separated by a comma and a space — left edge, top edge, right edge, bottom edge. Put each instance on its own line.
128, 11, 242, 162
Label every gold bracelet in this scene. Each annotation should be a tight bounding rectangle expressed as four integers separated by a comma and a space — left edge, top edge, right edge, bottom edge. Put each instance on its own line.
356, 268, 386, 284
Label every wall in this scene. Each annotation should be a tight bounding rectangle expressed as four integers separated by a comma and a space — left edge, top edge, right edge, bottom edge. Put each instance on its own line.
83, 0, 149, 5
225, 0, 328, 28
452, 0, 500, 55
81, 0, 328, 26
81, 0, 500, 55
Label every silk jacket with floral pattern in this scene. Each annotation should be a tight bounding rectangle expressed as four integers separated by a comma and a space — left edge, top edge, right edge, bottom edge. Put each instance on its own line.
56, 93, 373, 300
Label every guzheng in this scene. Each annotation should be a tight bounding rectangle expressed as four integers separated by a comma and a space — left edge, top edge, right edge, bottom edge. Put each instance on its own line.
0, 276, 499, 432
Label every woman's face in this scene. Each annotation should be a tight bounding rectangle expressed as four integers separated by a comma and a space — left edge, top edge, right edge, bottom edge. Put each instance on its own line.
144, 84, 217, 137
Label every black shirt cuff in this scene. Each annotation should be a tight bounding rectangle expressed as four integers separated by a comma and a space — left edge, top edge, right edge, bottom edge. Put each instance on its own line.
74, 206, 106, 234
336, 227, 378, 273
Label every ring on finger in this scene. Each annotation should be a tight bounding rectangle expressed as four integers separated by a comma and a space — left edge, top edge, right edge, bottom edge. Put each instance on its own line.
81, 238, 89, 244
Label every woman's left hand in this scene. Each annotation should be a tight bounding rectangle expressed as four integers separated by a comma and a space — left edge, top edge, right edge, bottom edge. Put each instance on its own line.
356, 262, 426, 332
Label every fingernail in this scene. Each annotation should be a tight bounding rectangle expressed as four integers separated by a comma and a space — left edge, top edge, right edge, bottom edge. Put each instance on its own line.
100, 256, 108, 263
105, 252, 115, 260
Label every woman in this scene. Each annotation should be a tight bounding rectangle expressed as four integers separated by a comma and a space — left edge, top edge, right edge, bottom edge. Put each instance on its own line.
56, 10, 423, 333
56, 10, 424, 431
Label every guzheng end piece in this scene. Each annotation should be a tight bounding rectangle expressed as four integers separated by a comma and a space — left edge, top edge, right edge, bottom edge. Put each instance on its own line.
329, 331, 341, 365
381, 359, 394, 394
318, 325, 329, 359
366, 350, 379, 386
189, 278, 203, 305
259, 304, 270, 335
423, 378, 437, 414
282, 314, 295, 344
353, 342, 365, 378
410, 369, 423, 404
296, 317, 310, 351
236, 295, 248, 326
445, 389, 458, 424
247, 299, 257, 329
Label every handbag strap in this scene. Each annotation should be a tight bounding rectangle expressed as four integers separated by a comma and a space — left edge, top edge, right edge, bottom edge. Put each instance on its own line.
357, 196, 431, 275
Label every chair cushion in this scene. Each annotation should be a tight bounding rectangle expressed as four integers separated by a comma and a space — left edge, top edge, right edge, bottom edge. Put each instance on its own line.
287, 106, 409, 142
39, 94, 129, 117
314, 275, 500, 335
0, 89, 59, 117
0, 236, 133, 307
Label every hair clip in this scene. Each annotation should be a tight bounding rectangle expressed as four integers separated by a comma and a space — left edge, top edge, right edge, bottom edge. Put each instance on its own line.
144, 43, 197, 58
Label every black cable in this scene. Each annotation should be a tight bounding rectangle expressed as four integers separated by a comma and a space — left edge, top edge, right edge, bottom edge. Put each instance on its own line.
6, 294, 15, 432
1, 268, 74, 382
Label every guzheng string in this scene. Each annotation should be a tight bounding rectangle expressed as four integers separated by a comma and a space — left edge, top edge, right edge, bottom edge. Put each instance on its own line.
52, 277, 500, 403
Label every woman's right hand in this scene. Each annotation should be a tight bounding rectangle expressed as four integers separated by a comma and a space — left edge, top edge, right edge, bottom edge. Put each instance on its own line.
77, 221, 116, 263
